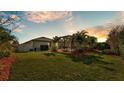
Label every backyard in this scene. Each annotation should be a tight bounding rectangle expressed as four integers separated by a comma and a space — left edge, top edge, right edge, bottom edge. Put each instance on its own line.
9, 51, 124, 81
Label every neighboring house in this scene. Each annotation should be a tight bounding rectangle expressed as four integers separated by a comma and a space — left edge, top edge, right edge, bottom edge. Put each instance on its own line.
18, 37, 52, 52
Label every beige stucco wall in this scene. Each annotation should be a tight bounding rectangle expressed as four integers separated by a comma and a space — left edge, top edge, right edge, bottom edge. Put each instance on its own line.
18, 41, 34, 51
18, 40, 51, 51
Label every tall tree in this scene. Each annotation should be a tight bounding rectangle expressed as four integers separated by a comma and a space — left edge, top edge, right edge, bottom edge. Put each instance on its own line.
73, 30, 87, 50
0, 26, 18, 51
107, 26, 120, 54
86, 36, 97, 49
107, 25, 124, 57
52, 36, 60, 50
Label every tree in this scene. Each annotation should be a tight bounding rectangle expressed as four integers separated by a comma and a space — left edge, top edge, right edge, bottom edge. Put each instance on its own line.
73, 30, 87, 50
0, 12, 22, 31
107, 25, 124, 58
51, 36, 60, 51
94, 42, 110, 50
69, 30, 88, 57
0, 12, 22, 51
107, 26, 120, 54
61, 35, 71, 50
86, 36, 97, 49
70, 34, 76, 52
0, 26, 18, 51
118, 26, 124, 58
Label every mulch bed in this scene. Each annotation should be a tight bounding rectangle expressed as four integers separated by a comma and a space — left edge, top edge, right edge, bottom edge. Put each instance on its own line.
0, 54, 15, 81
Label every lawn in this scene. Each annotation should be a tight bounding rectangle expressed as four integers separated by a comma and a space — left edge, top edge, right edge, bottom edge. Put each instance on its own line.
9, 51, 124, 81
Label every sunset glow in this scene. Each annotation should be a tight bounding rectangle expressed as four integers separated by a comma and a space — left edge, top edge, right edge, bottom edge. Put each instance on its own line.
1, 11, 123, 43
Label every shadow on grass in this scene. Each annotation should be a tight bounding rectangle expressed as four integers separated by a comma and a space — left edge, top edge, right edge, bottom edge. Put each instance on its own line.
99, 65, 115, 71
44, 52, 56, 56
67, 54, 115, 71
67, 54, 113, 65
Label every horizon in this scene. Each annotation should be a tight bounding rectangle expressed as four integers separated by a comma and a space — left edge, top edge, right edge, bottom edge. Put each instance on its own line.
1, 11, 124, 43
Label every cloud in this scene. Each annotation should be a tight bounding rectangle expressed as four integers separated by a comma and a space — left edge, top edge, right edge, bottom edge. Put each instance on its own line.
87, 25, 111, 42
88, 11, 124, 42
120, 11, 124, 18
64, 16, 77, 34
25, 11, 72, 23
13, 23, 25, 33
106, 11, 124, 26
64, 15, 85, 34
14, 28, 22, 32
10, 14, 20, 20
0, 12, 7, 16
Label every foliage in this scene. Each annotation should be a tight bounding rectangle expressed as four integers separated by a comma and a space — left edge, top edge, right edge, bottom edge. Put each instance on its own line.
118, 29, 124, 58
101, 49, 116, 55
0, 26, 19, 52
72, 30, 88, 50
86, 36, 97, 49
0, 11, 22, 31
52, 36, 60, 43
107, 25, 124, 58
0, 50, 10, 59
107, 26, 120, 54
51, 30, 98, 57
0, 12, 20, 52
94, 42, 110, 50
50, 45, 57, 52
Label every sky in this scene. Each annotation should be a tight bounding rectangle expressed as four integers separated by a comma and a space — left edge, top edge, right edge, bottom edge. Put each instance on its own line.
1, 11, 124, 43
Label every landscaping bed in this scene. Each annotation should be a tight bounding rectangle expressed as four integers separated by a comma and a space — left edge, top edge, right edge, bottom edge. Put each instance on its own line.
0, 54, 15, 80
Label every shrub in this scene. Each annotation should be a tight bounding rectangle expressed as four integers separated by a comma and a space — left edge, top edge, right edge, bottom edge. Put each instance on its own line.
94, 42, 110, 50
50, 46, 57, 52
0, 50, 10, 59
71, 49, 84, 57
102, 49, 117, 55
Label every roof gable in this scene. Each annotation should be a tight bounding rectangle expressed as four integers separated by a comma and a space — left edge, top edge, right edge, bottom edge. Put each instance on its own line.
20, 37, 52, 45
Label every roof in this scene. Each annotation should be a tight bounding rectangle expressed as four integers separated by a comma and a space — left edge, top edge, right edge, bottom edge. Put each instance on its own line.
20, 37, 52, 45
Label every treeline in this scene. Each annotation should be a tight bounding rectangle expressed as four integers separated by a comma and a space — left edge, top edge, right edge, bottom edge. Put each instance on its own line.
51, 25, 124, 59
51, 30, 97, 53
0, 12, 20, 58
0, 26, 19, 58
107, 25, 124, 58
51, 30, 109, 57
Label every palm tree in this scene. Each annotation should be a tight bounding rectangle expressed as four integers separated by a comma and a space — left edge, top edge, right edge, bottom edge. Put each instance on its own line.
61, 35, 71, 50
51, 36, 60, 51
86, 36, 97, 49
53, 36, 60, 43
70, 34, 76, 52
74, 30, 88, 50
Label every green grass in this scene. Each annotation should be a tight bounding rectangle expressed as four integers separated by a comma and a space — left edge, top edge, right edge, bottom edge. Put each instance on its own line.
9, 51, 124, 80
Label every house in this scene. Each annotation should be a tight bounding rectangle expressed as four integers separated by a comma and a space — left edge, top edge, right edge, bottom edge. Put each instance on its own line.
17, 37, 52, 52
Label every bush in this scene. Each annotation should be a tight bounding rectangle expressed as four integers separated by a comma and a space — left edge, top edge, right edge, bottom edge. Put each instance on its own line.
94, 42, 110, 50
50, 46, 57, 52
102, 49, 118, 55
71, 49, 84, 57
0, 50, 10, 59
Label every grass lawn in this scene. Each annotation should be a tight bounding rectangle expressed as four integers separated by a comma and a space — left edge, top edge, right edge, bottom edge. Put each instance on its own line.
9, 51, 124, 81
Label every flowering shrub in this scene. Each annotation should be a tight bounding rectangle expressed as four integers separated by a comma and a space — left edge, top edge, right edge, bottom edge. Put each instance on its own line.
0, 55, 15, 80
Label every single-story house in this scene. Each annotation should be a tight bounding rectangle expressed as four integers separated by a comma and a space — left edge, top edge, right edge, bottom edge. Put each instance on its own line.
17, 37, 52, 52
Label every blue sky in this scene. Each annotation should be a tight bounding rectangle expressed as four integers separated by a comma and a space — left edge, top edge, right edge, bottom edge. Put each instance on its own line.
1, 11, 123, 43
